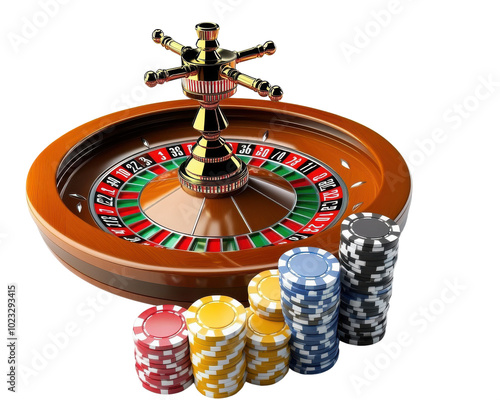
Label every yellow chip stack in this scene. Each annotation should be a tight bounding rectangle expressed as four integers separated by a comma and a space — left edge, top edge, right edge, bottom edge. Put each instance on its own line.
185, 295, 247, 397
244, 307, 291, 385
248, 269, 284, 321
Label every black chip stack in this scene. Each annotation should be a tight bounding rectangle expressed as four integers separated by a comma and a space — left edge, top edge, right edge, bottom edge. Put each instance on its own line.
338, 212, 401, 346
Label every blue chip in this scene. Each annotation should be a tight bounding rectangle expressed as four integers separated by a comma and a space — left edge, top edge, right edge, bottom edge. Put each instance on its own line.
280, 276, 340, 297
280, 281, 340, 301
291, 339, 339, 356
278, 247, 340, 291
289, 350, 339, 374
284, 314, 338, 335
292, 325, 337, 341
291, 346, 339, 364
283, 308, 337, 327
281, 288, 340, 308
281, 295, 339, 315
290, 337, 339, 352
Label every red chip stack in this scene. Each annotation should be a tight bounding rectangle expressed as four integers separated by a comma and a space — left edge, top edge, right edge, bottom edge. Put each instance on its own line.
133, 305, 193, 394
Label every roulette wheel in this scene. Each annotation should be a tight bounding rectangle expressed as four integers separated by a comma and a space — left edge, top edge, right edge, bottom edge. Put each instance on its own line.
26, 22, 411, 308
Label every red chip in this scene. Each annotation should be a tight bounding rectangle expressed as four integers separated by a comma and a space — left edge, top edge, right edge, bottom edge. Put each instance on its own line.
133, 305, 188, 350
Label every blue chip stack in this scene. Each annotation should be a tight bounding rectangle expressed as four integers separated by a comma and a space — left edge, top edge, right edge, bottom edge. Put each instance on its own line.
338, 212, 401, 346
278, 247, 341, 375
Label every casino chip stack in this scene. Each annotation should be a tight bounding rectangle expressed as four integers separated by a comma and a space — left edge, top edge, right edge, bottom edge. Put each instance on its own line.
338, 212, 401, 346
185, 295, 247, 398
248, 269, 283, 321
244, 307, 291, 385
133, 305, 193, 394
278, 247, 341, 375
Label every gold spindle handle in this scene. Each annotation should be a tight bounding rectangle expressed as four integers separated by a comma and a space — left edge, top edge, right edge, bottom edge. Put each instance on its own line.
236, 41, 276, 63
220, 66, 283, 101
144, 65, 195, 88
152, 29, 187, 56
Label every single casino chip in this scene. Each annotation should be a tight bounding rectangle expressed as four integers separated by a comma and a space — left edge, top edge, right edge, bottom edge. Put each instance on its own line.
339, 241, 399, 261
190, 350, 244, 369
279, 247, 340, 291
289, 354, 339, 375
249, 304, 284, 321
140, 377, 193, 394
341, 266, 395, 282
290, 341, 338, 357
291, 346, 339, 364
244, 344, 289, 359
195, 377, 246, 398
339, 243, 399, 261
195, 372, 245, 391
290, 337, 338, 352
341, 213, 401, 248
341, 288, 392, 301
188, 332, 245, 353
338, 330, 386, 346
135, 346, 190, 362
194, 373, 244, 391
246, 362, 289, 376
245, 308, 291, 348
136, 357, 191, 375
281, 307, 337, 327
246, 351, 289, 365
280, 284, 339, 302
291, 327, 336, 343
191, 348, 243, 366
136, 362, 192, 380
246, 367, 286, 381
136, 367, 193, 388
281, 290, 339, 307
338, 324, 386, 339
281, 295, 339, 316
191, 340, 246, 359
283, 314, 337, 334
191, 354, 245, 375
340, 295, 390, 309
188, 328, 247, 348
248, 270, 282, 313
133, 305, 188, 350
185, 296, 246, 341
135, 350, 191, 368
340, 253, 398, 270
194, 361, 246, 384
194, 363, 246, 385
279, 278, 339, 298
246, 367, 288, 386
134, 338, 189, 358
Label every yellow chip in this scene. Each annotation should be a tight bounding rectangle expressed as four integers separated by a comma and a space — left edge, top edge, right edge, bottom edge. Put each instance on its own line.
194, 368, 245, 389
247, 360, 288, 374
190, 340, 245, 359
247, 355, 290, 369
195, 375, 246, 398
191, 351, 243, 369
185, 296, 246, 341
245, 351, 289, 365
244, 343, 289, 359
247, 367, 285, 381
250, 303, 284, 321
248, 270, 282, 313
188, 328, 246, 348
245, 308, 291, 348
193, 358, 246, 382
246, 367, 288, 386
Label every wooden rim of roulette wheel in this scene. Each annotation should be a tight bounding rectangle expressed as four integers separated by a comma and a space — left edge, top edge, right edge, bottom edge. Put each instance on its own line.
26, 24, 412, 307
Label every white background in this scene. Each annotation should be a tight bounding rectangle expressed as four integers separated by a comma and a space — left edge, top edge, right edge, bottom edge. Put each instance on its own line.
1, 0, 499, 399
